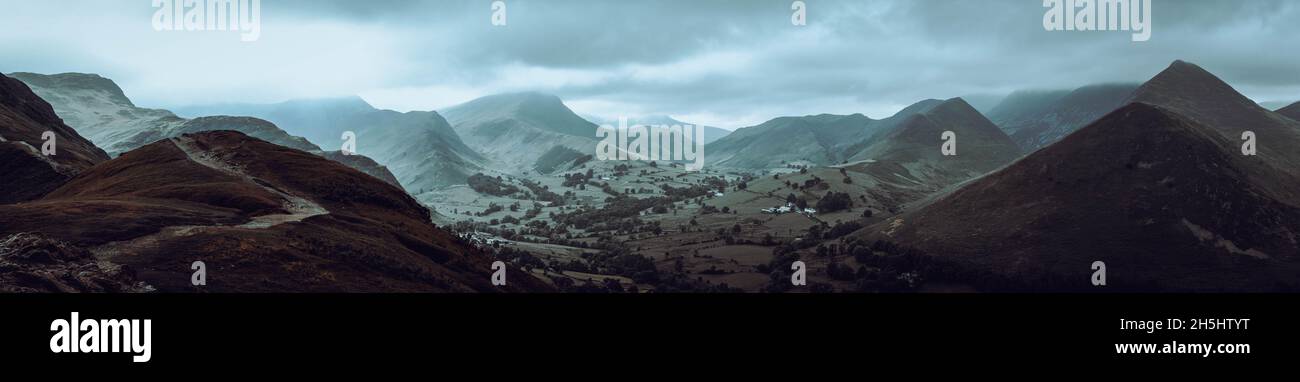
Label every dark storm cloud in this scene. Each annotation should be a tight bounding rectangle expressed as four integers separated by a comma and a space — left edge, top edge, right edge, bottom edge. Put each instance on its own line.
1, 0, 1297, 128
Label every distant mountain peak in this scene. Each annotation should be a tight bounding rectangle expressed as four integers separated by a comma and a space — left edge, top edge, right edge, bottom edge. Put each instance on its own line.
467, 91, 565, 109
280, 95, 376, 111
854, 95, 1019, 172
441, 92, 598, 171
1128, 60, 1243, 105
890, 98, 946, 118
7, 72, 134, 107
931, 97, 977, 113
1169, 59, 1194, 69
1125, 60, 1300, 163
1160, 59, 1216, 79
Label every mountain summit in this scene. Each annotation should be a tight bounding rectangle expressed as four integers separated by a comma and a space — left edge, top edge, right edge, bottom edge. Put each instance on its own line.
441, 92, 600, 172
443, 92, 596, 138
1124, 60, 1300, 171
848, 98, 1020, 175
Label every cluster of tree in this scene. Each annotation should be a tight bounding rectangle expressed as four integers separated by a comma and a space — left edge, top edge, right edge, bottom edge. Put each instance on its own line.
730, 173, 755, 192
700, 176, 729, 193
824, 220, 863, 239
523, 202, 544, 219
460, 222, 747, 293
550, 195, 672, 231
660, 183, 713, 200
825, 238, 1113, 292
714, 223, 752, 245
476, 203, 503, 217
571, 217, 656, 236
758, 245, 802, 293
815, 192, 853, 213
467, 173, 520, 196
572, 154, 594, 168
494, 247, 546, 271
551, 277, 640, 293
585, 251, 659, 284
785, 193, 809, 210
562, 169, 596, 187
599, 182, 620, 196
699, 204, 731, 215
651, 273, 746, 293
519, 178, 565, 206
612, 164, 631, 176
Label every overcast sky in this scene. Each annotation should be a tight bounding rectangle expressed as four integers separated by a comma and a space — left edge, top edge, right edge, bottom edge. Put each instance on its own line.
2, 0, 1297, 129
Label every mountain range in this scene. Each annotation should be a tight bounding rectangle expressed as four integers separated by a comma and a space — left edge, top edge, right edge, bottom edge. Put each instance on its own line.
986, 83, 1138, 152
8, 73, 403, 187
583, 114, 732, 144
0, 72, 547, 292
8, 57, 1298, 293
705, 111, 876, 168
868, 61, 1300, 291
8, 73, 318, 155
706, 98, 1021, 188
172, 96, 483, 174
439, 92, 602, 174
176, 93, 734, 183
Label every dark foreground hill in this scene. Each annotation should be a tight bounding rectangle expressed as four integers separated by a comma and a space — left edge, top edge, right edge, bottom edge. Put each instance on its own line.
0, 131, 548, 292
0, 73, 110, 203
868, 103, 1300, 291
1277, 101, 1300, 121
